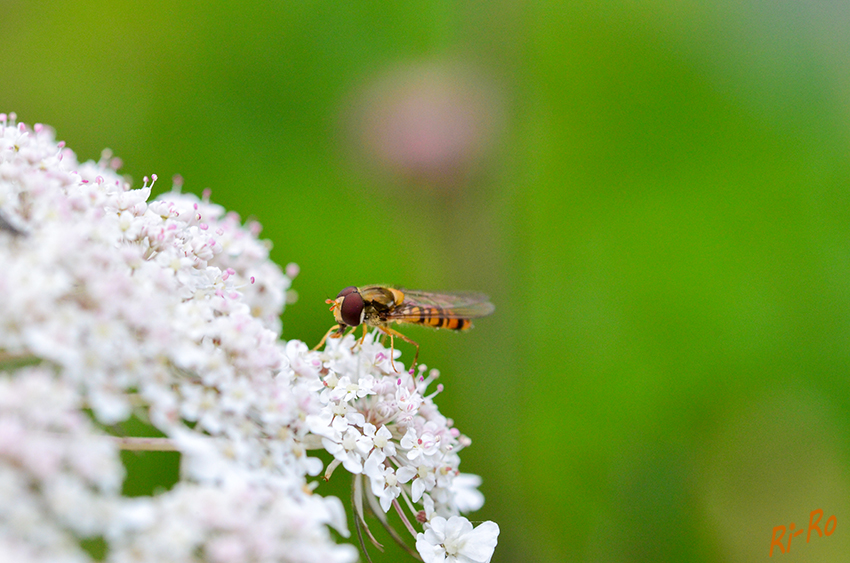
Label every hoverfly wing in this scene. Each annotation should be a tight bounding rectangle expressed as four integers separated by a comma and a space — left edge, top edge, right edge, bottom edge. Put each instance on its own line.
397, 289, 493, 313
386, 290, 495, 329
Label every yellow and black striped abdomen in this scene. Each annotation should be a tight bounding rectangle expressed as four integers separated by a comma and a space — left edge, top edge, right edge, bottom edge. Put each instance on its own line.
393, 305, 473, 330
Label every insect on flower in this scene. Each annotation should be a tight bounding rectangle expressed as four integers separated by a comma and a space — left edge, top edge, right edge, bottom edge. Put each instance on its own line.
314, 285, 495, 372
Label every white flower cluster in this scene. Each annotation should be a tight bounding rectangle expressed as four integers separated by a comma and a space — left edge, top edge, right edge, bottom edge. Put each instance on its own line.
299, 332, 480, 513
0, 114, 498, 563
0, 368, 123, 561
297, 332, 499, 561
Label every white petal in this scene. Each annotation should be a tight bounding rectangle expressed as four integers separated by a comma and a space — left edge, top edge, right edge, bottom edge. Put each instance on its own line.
458, 520, 500, 562
396, 466, 417, 483
416, 532, 448, 563
427, 516, 448, 540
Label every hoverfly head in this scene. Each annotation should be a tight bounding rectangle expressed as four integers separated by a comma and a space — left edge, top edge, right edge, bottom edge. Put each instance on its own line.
332, 286, 364, 327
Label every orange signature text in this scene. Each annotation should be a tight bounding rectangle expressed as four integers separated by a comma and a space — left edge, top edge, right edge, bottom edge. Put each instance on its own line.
769, 508, 836, 556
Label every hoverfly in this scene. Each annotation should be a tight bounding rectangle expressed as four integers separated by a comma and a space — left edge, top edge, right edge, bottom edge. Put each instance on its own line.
313, 285, 495, 372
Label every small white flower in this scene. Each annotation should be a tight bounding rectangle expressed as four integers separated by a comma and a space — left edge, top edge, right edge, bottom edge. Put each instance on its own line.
363, 453, 402, 512
323, 427, 370, 473
450, 473, 486, 513
363, 423, 397, 458
408, 464, 437, 503
416, 516, 500, 563
400, 427, 424, 460
328, 374, 375, 403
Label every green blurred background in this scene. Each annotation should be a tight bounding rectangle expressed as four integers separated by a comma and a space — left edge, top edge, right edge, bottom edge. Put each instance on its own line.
4, 1, 850, 561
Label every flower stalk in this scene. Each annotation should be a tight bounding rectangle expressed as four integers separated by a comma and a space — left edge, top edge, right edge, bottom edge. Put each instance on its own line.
110, 436, 179, 451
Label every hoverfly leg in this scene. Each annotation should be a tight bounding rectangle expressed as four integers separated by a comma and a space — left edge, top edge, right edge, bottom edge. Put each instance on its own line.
312, 324, 346, 351
389, 332, 398, 374
350, 324, 369, 353
378, 326, 420, 374
312, 326, 335, 351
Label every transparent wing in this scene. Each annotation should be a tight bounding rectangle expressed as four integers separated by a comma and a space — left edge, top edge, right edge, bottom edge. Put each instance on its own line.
387, 289, 495, 321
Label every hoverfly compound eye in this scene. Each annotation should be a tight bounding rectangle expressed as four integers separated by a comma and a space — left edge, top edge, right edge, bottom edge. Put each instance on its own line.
337, 286, 358, 298
340, 291, 365, 326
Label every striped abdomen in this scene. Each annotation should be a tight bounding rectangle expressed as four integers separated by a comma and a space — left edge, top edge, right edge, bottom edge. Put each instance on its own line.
393, 305, 473, 330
